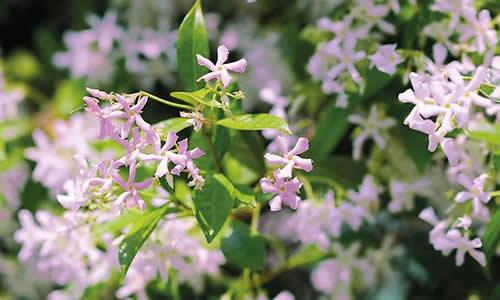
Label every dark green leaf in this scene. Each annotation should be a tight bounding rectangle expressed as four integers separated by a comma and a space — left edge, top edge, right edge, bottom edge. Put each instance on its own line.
221, 221, 266, 271
119, 206, 178, 276
310, 68, 392, 160
482, 208, 500, 265
192, 173, 235, 243
223, 131, 265, 184
176, 0, 209, 91
216, 114, 290, 133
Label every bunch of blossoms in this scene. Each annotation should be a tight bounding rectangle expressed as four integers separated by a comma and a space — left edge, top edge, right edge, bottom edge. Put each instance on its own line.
117, 216, 225, 299
54, 8, 177, 87
55, 88, 206, 211
260, 136, 313, 211
310, 239, 404, 299
394, 0, 500, 266
307, 0, 403, 107
290, 176, 382, 251
424, 0, 497, 56
24, 113, 101, 195
14, 209, 118, 299
310, 243, 375, 300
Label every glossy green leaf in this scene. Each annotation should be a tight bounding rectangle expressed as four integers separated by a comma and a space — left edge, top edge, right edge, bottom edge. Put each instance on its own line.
170, 89, 221, 107
153, 117, 192, 139
221, 221, 266, 271
310, 68, 392, 160
216, 114, 290, 133
192, 173, 235, 243
92, 209, 142, 239
482, 209, 500, 265
119, 206, 178, 276
176, 0, 209, 91
468, 124, 500, 145
223, 131, 265, 184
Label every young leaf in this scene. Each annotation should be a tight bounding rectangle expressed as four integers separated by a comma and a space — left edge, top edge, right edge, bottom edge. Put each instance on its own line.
177, 0, 209, 91
153, 117, 192, 139
192, 173, 235, 243
119, 206, 179, 276
216, 114, 290, 134
221, 221, 266, 271
171, 89, 221, 107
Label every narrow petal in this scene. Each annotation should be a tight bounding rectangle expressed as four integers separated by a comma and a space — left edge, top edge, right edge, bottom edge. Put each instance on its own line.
196, 54, 216, 71
224, 59, 247, 73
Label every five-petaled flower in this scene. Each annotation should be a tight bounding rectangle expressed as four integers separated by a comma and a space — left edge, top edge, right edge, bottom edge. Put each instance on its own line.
197, 45, 247, 87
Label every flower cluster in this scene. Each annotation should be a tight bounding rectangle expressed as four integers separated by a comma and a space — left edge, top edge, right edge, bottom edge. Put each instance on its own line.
54, 10, 177, 86
25, 113, 100, 195
308, 0, 402, 107
119, 217, 225, 298
56, 88, 205, 211
396, 1, 499, 266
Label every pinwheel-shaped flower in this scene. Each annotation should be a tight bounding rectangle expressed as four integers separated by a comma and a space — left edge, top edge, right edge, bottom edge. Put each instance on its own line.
264, 136, 313, 179
196, 45, 247, 87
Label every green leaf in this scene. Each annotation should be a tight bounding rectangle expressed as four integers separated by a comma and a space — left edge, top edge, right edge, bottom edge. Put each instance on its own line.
192, 173, 235, 243
119, 206, 178, 276
176, 0, 209, 91
308, 155, 366, 189
92, 209, 142, 239
221, 221, 266, 271
287, 244, 324, 268
468, 123, 500, 145
310, 68, 392, 160
213, 109, 232, 161
170, 89, 221, 107
216, 114, 290, 134
482, 209, 500, 266
223, 131, 265, 184
234, 184, 256, 207
153, 117, 192, 139
310, 99, 358, 160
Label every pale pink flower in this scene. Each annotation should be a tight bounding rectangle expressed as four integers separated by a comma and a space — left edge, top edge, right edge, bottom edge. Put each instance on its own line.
348, 105, 395, 160
264, 136, 313, 179
369, 44, 401, 75
197, 45, 247, 87
455, 173, 491, 218
260, 172, 303, 211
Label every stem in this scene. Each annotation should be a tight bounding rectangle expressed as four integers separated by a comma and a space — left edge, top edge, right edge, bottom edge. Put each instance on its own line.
139, 91, 195, 111
202, 129, 224, 173
297, 174, 315, 199
250, 203, 261, 235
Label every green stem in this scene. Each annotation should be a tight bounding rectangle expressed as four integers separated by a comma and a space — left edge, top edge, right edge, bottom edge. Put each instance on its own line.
140, 91, 195, 111
202, 129, 224, 173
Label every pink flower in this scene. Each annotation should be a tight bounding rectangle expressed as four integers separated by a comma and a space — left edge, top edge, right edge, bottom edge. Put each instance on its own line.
197, 45, 247, 87
260, 172, 303, 211
369, 44, 401, 75
264, 136, 313, 179
112, 161, 152, 210
115, 95, 151, 139
166, 138, 205, 189
455, 173, 491, 218
348, 105, 395, 160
